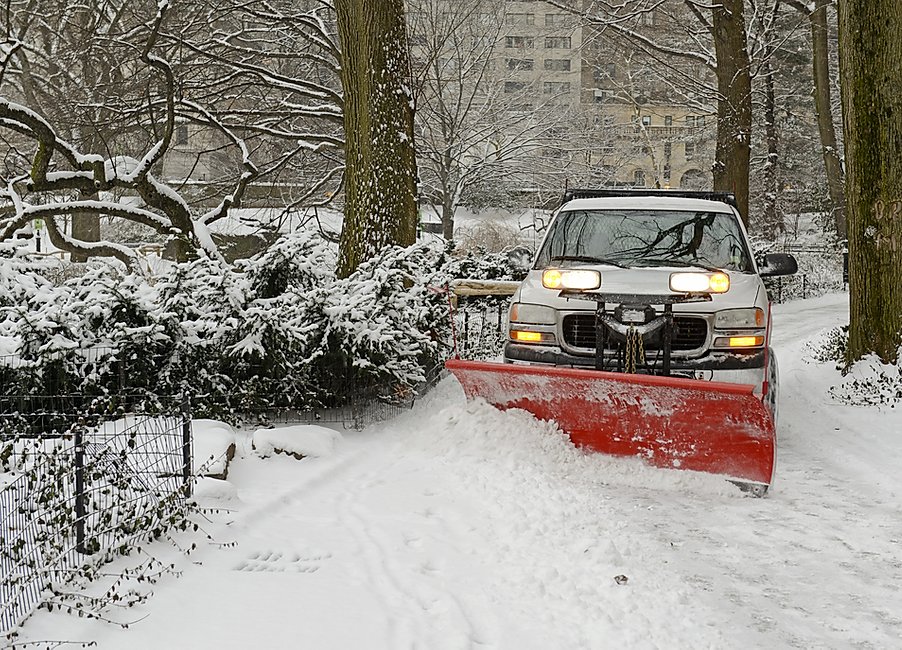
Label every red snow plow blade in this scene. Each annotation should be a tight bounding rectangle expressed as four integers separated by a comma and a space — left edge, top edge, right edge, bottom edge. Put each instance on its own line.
446, 359, 775, 488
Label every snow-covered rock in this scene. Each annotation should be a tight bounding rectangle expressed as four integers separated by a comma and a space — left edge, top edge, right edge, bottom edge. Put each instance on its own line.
252, 424, 342, 460
192, 419, 237, 479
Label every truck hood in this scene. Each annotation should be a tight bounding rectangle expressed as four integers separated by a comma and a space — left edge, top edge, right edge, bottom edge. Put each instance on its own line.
515, 266, 763, 314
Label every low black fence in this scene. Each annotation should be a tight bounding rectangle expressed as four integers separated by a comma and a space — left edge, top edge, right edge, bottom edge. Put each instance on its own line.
0, 395, 191, 633
764, 247, 846, 303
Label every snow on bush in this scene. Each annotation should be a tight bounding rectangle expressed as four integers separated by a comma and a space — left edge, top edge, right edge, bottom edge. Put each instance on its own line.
253, 424, 342, 459
0, 233, 463, 416
809, 327, 902, 407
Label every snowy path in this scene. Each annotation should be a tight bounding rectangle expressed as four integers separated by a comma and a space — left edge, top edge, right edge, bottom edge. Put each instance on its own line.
21, 293, 902, 649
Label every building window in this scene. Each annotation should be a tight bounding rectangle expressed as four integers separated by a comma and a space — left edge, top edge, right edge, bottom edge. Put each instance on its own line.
686, 115, 706, 127
685, 142, 696, 160
506, 36, 534, 49
505, 81, 529, 93
664, 115, 673, 127
505, 13, 534, 25
633, 170, 646, 187
641, 115, 651, 127
664, 142, 672, 158
639, 11, 655, 26
544, 59, 571, 72
593, 89, 609, 103
544, 13, 572, 26
544, 36, 571, 49
663, 164, 672, 183
507, 58, 534, 71
543, 81, 571, 94
175, 124, 189, 146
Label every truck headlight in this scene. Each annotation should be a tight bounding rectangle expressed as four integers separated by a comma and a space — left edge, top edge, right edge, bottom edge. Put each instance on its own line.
509, 303, 557, 325
542, 269, 601, 290
715, 308, 765, 329
669, 272, 730, 293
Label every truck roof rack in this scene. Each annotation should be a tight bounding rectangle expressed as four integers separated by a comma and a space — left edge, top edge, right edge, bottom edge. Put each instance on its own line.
561, 188, 738, 210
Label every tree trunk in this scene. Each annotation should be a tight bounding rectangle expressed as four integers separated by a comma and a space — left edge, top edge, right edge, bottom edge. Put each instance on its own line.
810, 0, 847, 239
711, 0, 753, 226
335, 0, 419, 278
441, 147, 455, 241
838, 0, 902, 364
761, 59, 781, 238
70, 211, 101, 262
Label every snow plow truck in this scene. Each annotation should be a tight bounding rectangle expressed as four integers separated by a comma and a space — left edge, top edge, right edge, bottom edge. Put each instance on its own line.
447, 189, 798, 494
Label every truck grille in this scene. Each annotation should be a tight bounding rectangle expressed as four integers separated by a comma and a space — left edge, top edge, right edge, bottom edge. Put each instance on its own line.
561, 314, 708, 351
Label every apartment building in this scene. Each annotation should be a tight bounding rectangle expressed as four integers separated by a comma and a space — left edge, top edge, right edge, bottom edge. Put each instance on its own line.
455, 0, 716, 190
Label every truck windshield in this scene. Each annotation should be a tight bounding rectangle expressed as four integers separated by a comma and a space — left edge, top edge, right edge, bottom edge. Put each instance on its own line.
534, 209, 753, 272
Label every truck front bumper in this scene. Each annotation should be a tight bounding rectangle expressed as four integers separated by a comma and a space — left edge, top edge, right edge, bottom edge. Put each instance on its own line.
503, 342, 767, 390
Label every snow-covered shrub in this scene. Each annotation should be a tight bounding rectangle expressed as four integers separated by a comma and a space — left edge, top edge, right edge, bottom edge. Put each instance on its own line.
154, 234, 337, 417
320, 242, 450, 395
810, 326, 902, 407
831, 357, 902, 407
809, 326, 848, 364
0, 232, 514, 414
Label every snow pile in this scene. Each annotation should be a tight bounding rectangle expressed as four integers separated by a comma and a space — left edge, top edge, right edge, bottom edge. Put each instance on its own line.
252, 424, 342, 459
192, 419, 237, 478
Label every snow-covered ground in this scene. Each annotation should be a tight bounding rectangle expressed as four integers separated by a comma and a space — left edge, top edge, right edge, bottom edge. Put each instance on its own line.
15, 292, 902, 649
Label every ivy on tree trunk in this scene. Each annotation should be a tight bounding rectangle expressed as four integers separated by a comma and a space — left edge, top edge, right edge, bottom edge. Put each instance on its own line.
838, 0, 902, 364
335, 0, 419, 278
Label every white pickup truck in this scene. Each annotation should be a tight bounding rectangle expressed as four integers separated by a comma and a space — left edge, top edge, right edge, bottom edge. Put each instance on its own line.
503, 189, 798, 420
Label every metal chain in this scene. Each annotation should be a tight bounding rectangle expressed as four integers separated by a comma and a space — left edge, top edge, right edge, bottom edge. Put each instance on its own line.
637, 327, 646, 368
626, 326, 636, 374
625, 326, 646, 375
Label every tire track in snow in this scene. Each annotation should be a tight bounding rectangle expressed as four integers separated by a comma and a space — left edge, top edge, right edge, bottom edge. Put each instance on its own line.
331, 435, 496, 650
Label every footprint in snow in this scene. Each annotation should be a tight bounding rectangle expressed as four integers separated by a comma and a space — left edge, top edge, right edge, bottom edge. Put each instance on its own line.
234, 549, 333, 574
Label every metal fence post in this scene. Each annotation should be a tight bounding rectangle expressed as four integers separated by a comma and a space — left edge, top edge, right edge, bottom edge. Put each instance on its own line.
74, 421, 86, 554
180, 397, 192, 498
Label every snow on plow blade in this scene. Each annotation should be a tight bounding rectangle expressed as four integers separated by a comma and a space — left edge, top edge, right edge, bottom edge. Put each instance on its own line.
446, 359, 775, 488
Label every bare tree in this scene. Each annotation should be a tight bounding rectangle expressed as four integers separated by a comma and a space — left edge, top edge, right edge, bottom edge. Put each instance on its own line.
553, 0, 754, 223
0, 0, 347, 263
0, 3, 258, 264
785, 0, 846, 239
410, 0, 581, 239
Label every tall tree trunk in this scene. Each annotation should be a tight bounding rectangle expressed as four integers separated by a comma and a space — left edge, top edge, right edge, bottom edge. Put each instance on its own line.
335, 0, 418, 278
761, 59, 782, 238
711, 0, 753, 226
441, 148, 455, 241
810, 0, 846, 239
838, 0, 902, 364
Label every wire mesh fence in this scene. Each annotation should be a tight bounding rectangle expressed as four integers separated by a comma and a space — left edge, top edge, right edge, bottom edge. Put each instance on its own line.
764, 247, 846, 303
453, 295, 509, 361
0, 396, 191, 633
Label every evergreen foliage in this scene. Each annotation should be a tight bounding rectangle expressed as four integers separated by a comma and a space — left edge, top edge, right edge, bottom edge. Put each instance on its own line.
0, 234, 474, 419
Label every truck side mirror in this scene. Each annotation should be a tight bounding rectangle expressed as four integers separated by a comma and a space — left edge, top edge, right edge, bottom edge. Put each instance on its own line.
759, 253, 798, 277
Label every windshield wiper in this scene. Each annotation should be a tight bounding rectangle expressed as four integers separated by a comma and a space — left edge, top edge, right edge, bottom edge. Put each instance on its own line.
631, 258, 723, 273
549, 255, 627, 269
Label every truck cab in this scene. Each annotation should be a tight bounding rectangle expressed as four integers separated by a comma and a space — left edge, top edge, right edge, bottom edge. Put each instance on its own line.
504, 189, 797, 417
